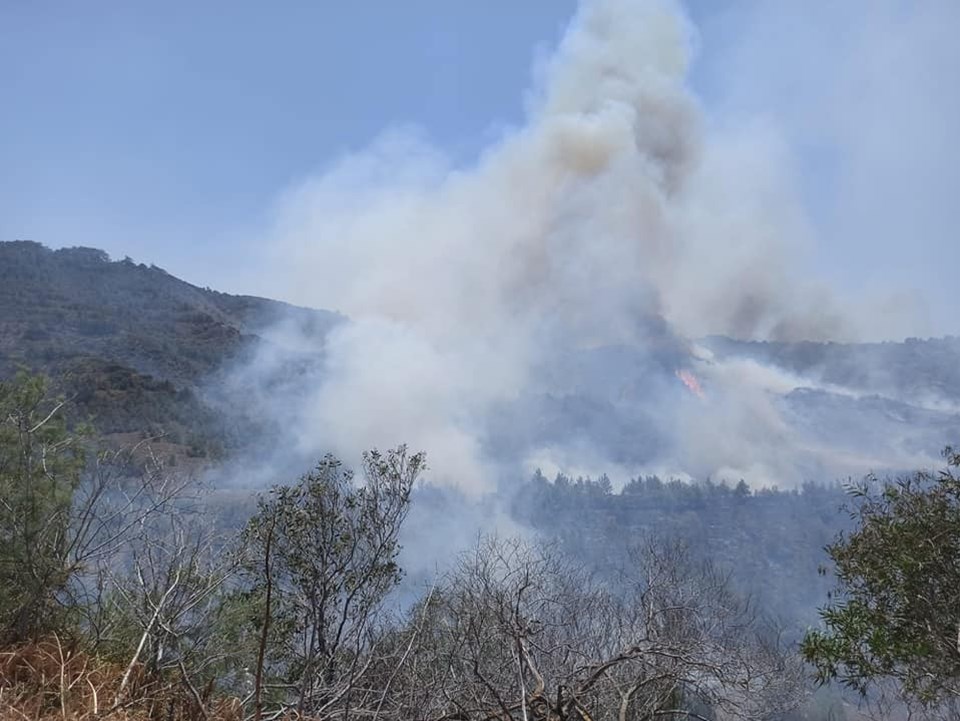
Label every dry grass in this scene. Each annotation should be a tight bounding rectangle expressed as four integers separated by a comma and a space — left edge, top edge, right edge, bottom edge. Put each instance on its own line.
0, 638, 242, 721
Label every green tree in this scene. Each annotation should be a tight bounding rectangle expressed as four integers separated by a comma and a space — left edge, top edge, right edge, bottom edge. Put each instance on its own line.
242, 446, 424, 717
802, 446, 960, 707
0, 371, 197, 648
0, 372, 87, 641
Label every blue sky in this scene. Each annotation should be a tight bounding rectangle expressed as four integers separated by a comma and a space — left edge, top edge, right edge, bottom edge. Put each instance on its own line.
2, 0, 958, 338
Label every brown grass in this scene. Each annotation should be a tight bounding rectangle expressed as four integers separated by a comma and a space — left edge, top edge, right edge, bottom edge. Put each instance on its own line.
0, 638, 242, 721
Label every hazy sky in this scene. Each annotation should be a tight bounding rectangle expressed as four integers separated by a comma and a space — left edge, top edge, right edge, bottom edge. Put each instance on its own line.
2, 0, 958, 338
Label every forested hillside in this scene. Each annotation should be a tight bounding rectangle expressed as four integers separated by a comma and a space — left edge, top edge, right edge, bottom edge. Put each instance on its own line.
0, 241, 339, 457
511, 472, 851, 629
4, 240, 959, 478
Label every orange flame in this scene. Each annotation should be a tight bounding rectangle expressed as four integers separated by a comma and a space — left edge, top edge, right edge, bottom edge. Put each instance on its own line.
675, 368, 705, 399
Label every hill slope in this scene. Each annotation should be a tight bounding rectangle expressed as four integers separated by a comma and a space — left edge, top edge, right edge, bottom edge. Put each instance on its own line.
0, 240, 340, 455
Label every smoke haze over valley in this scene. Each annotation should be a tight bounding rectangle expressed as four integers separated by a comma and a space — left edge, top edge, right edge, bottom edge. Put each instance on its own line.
214, 0, 959, 493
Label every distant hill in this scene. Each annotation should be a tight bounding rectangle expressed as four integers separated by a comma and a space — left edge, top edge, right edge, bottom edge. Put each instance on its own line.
702, 335, 960, 406
0, 240, 340, 457
1, 239, 957, 476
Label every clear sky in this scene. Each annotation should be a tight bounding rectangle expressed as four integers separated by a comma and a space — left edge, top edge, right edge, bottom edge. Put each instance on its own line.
2, 0, 958, 338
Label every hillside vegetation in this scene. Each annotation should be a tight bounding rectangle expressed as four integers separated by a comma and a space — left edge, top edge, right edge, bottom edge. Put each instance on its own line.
0, 241, 339, 457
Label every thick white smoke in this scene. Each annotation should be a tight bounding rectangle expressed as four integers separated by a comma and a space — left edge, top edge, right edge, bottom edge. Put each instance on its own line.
247, 0, 928, 491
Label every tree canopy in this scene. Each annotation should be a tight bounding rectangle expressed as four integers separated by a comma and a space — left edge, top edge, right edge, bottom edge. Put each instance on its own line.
802, 447, 960, 709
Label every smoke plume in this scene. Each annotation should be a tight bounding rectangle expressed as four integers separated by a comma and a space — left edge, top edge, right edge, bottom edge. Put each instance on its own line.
237, 0, 942, 492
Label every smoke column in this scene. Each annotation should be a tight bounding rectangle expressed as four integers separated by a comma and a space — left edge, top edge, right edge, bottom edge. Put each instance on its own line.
246, 0, 929, 492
